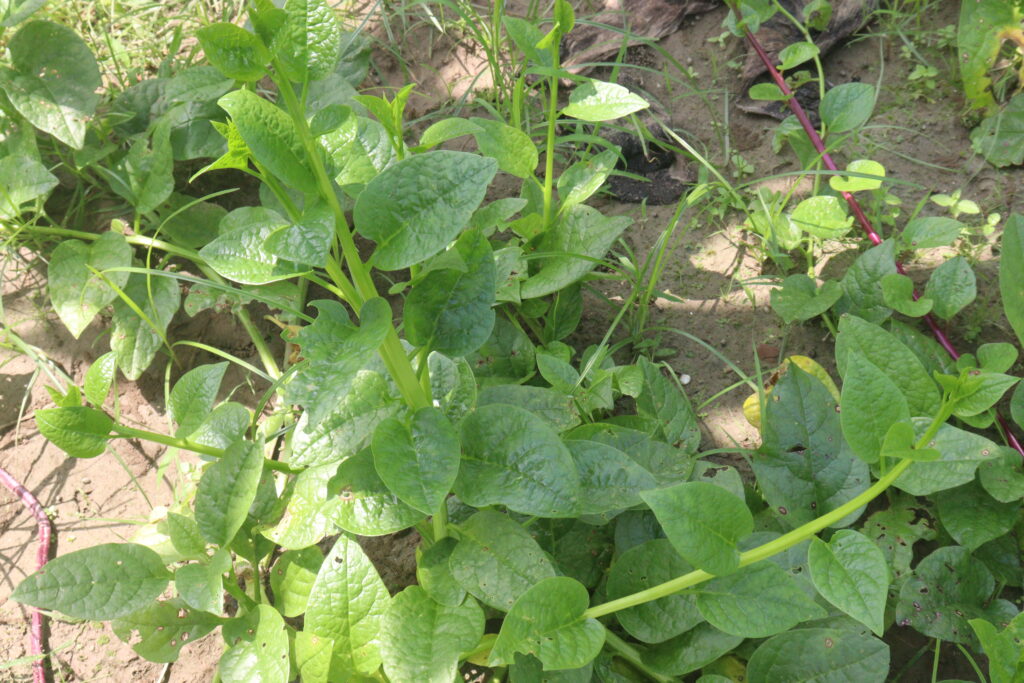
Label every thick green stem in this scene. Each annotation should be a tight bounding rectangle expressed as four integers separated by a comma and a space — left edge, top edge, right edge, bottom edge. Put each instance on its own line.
541, 43, 560, 230
432, 501, 449, 542
22, 224, 202, 263
110, 424, 296, 473
236, 305, 281, 380
602, 630, 673, 683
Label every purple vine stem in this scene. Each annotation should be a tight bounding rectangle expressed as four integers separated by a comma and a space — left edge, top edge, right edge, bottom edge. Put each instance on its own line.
0, 465, 52, 683
730, 5, 1024, 456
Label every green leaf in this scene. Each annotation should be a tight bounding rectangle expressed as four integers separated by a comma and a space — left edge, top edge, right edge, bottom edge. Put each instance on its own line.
556, 148, 618, 212
111, 273, 180, 381
285, 298, 391, 428
778, 41, 819, 70
449, 510, 556, 610
271, 0, 341, 82
491, 577, 605, 670
175, 548, 231, 614
820, 82, 875, 133
189, 402, 250, 450
467, 317, 536, 385
894, 421, 1002, 495
195, 440, 264, 547
563, 79, 649, 121
83, 352, 116, 408
770, 275, 843, 323
978, 446, 1024, 502
840, 351, 910, 463
861, 494, 937, 582
746, 628, 889, 683
643, 623, 744, 677
999, 214, 1024, 348
899, 217, 964, 250
971, 91, 1024, 166
969, 612, 1024, 683
0, 155, 58, 218
371, 407, 459, 516
749, 82, 789, 101
896, 546, 1017, 646
119, 119, 174, 213
200, 207, 306, 284
935, 480, 1018, 550
637, 357, 701, 451
405, 229, 496, 356
958, 0, 1024, 111
418, 117, 483, 148
112, 598, 221, 663
837, 240, 898, 324
696, 562, 827, 638
879, 421, 940, 461
568, 440, 657, 516
263, 207, 333, 268
606, 539, 702, 644
305, 534, 390, 677
49, 232, 132, 338
218, 89, 316, 192
510, 655, 592, 682
953, 372, 1019, 417
262, 463, 337, 550
197, 23, 270, 81
756, 365, 870, 529
0, 20, 100, 148
978, 343, 1018, 373
270, 546, 323, 617
380, 587, 484, 683
881, 273, 932, 317
219, 604, 289, 683
534, 519, 614, 588
807, 531, 888, 635
330, 448, 424, 536
520, 204, 630, 298
790, 195, 853, 240
35, 405, 112, 458
478, 385, 579, 432
164, 512, 206, 558
322, 116, 394, 191
0, 0, 46, 27
12, 543, 171, 620
354, 151, 496, 270
416, 537, 465, 607
640, 481, 753, 576
829, 159, 885, 193
170, 362, 228, 438
456, 404, 580, 517
294, 631, 333, 683
469, 116, 538, 179
924, 256, 976, 320
568, 422, 692, 486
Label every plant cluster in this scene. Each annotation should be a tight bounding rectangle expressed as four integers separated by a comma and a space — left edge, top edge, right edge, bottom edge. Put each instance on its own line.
3, 0, 1024, 682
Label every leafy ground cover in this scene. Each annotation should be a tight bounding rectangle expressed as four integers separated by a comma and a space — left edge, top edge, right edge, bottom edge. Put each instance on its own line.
2, 0, 1024, 681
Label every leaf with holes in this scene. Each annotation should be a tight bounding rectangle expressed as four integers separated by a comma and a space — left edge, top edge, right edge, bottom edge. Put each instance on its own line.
112, 598, 221, 663
219, 604, 289, 683
746, 628, 889, 682
270, 546, 324, 617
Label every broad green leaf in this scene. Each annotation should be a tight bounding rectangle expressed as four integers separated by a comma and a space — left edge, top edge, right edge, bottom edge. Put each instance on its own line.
696, 562, 827, 638
829, 159, 885, 193
879, 421, 940, 461
174, 548, 231, 614
510, 655, 592, 681
881, 273, 932, 317
749, 82, 789, 101
969, 612, 1024, 683
637, 357, 700, 451
466, 317, 536, 385
470, 116, 538, 179
263, 209, 333, 268
861, 494, 937, 582
405, 229, 496, 356
979, 343, 1018, 373
271, 0, 341, 82
924, 256, 976, 320
189, 401, 250, 450
0, 0, 46, 27
900, 217, 963, 250
110, 273, 180, 381
568, 440, 657, 516
118, 119, 174, 214
262, 463, 337, 550
820, 82, 875, 133
935, 480, 1018, 550
835, 315, 940, 417
958, 0, 1024, 111
756, 365, 869, 529
290, 370, 399, 468
112, 598, 221, 663
456, 404, 580, 517
49, 232, 132, 338
477, 385, 579, 432
372, 407, 460, 515
896, 546, 1017, 646
83, 352, 117, 408
330, 448, 424, 535
35, 406, 111, 458
556, 147, 619, 212
200, 207, 305, 284
270, 546, 323, 617
491, 577, 605, 669
972, 91, 1024, 166
418, 117, 482, 148
218, 89, 316, 192
219, 604, 289, 683
322, 115, 394, 190
894, 421, 1003, 495
380, 587, 483, 683
164, 512, 206, 558
790, 195, 853, 240
12, 543, 171, 620
157, 195, 228, 251
778, 41, 819, 70
606, 539, 702, 643
502, 16, 551, 67
0, 20, 100, 148
195, 440, 264, 547
533, 519, 614, 588
644, 623, 744, 677
305, 534, 390, 677
562, 79, 649, 121
567, 422, 692, 486
449, 510, 556, 610
0, 155, 57, 218
416, 537, 465, 607
979, 446, 1024, 502
170, 362, 228, 438
999, 214, 1024, 347
808, 531, 888, 635
197, 23, 270, 81
285, 298, 391, 428
840, 351, 910, 463
640, 481, 753, 576
354, 151, 496, 270
953, 371, 1019, 417
295, 631, 334, 683
747, 628, 889, 683
520, 204, 630, 298
837, 240, 898, 324
770, 274, 843, 323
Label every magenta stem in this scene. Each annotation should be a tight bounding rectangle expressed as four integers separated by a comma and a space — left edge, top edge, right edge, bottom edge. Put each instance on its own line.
0, 466, 52, 683
731, 4, 1024, 456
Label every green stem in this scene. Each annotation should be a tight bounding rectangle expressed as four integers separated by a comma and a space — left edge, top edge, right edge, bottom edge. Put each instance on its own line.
236, 305, 281, 380
110, 424, 297, 473
602, 630, 673, 683
432, 501, 448, 541
24, 225, 202, 263
541, 42, 560, 230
